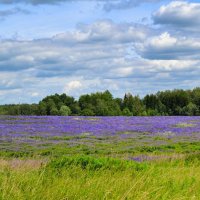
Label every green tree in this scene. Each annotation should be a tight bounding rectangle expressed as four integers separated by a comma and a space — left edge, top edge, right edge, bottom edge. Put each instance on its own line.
59, 105, 71, 116
158, 90, 189, 115
50, 107, 59, 115
70, 102, 81, 115
81, 108, 95, 116
95, 99, 109, 116
182, 103, 199, 116
143, 94, 159, 110
122, 108, 132, 116
123, 93, 134, 112
192, 88, 200, 110
132, 96, 144, 116
38, 102, 47, 115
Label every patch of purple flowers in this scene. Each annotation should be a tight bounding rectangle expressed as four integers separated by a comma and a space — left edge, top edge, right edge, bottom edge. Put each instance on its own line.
0, 116, 200, 145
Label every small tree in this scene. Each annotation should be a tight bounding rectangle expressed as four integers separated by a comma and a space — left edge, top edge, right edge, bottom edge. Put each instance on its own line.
38, 102, 47, 115
122, 108, 132, 116
59, 105, 71, 116
182, 103, 199, 116
50, 107, 59, 116
80, 108, 95, 116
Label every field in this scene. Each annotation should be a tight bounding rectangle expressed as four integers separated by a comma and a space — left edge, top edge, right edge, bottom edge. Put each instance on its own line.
1, 116, 200, 199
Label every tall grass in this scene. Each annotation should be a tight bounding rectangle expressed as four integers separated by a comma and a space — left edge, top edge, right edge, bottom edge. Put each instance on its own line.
0, 155, 200, 200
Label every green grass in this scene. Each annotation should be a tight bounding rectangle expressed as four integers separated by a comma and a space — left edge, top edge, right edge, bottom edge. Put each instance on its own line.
1, 139, 200, 159
1, 135, 200, 199
174, 123, 196, 128
0, 155, 200, 200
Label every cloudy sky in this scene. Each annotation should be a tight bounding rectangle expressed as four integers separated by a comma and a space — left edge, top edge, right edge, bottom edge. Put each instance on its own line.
0, 0, 200, 104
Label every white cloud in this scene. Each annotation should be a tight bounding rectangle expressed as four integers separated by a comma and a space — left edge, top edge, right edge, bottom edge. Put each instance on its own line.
110, 67, 133, 77
31, 92, 39, 97
0, 18, 200, 103
147, 32, 177, 48
0, 20, 149, 76
65, 80, 82, 91
54, 20, 147, 44
153, 1, 200, 30
136, 32, 200, 59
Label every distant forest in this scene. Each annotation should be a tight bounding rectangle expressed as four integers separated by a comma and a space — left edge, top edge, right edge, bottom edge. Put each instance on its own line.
1, 88, 200, 116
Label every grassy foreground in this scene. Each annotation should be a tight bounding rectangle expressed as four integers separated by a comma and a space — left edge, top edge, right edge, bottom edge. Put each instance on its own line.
0, 155, 200, 200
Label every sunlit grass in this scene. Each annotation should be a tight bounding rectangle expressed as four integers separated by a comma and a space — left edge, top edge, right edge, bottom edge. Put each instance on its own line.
0, 155, 200, 200
174, 123, 196, 128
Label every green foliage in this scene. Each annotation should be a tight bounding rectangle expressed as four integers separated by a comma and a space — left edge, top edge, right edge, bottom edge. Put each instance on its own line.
38, 101, 47, 115
59, 105, 71, 116
147, 109, 159, 116
144, 94, 159, 110
1, 157, 200, 200
132, 96, 145, 116
185, 153, 200, 164
182, 102, 199, 116
46, 155, 145, 171
2, 87, 200, 116
123, 93, 134, 112
122, 108, 132, 116
80, 108, 95, 116
70, 102, 81, 115
50, 107, 59, 116
95, 99, 109, 116
158, 89, 190, 115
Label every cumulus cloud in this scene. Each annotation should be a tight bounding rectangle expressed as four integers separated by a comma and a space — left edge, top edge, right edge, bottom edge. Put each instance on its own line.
136, 32, 200, 60
54, 20, 147, 44
0, 20, 150, 103
31, 92, 39, 97
65, 80, 82, 91
109, 66, 134, 78
0, 20, 148, 74
1, 18, 200, 103
153, 1, 200, 29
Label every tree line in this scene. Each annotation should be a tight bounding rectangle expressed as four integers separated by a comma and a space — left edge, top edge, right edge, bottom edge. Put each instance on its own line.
1, 88, 200, 116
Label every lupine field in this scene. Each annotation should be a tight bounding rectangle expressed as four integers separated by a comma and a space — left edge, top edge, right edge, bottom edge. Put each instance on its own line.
1, 116, 200, 199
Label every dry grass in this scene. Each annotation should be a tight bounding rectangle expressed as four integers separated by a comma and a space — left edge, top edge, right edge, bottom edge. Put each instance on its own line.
0, 159, 46, 171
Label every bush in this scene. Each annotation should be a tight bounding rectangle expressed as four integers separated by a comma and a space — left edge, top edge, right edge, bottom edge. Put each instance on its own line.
46, 155, 148, 172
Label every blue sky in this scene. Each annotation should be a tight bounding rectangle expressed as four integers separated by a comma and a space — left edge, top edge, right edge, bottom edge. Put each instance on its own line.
0, 0, 200, 104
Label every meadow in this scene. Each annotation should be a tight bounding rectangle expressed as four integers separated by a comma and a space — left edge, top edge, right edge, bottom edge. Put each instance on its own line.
0, 116, 200, 199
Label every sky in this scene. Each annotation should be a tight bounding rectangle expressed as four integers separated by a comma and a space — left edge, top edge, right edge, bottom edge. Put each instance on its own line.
0, 0, 200, 104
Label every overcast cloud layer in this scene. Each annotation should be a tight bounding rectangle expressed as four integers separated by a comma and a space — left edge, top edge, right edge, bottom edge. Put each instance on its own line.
0, 0, 200, 104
